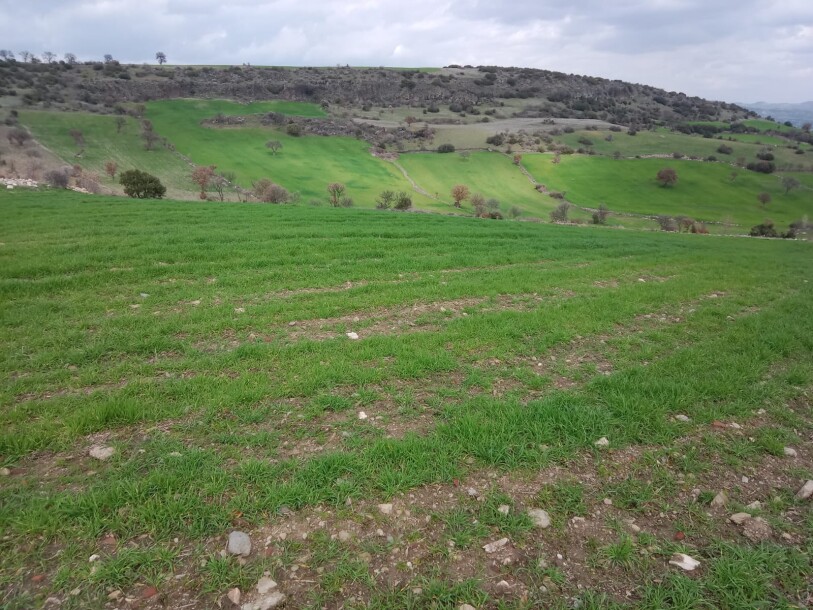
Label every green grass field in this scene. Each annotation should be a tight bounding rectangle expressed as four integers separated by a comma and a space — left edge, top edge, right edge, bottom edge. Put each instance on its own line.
522, 154, 813, 228
2, 189, 812, 609
144, 99, 433, 207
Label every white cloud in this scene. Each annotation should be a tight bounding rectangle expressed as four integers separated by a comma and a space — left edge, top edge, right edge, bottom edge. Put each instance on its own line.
1, 0, 811, 102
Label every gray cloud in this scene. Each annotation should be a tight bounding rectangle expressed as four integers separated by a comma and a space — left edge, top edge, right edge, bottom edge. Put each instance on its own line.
2, 0, 811, 102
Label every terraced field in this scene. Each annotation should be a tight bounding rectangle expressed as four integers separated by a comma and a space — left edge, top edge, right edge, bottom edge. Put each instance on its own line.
2, 189, 812, 609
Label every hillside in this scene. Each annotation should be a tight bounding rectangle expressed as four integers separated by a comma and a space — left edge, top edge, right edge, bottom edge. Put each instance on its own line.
0, 60, 752, 127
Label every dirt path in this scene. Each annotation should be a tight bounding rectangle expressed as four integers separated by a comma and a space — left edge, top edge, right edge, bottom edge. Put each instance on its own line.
387, 158, 440, 201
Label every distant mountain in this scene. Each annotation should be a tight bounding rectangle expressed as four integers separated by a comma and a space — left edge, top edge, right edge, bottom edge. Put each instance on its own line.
741, 101, 813, 127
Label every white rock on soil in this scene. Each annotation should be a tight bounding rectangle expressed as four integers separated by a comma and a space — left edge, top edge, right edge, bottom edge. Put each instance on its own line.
746, 500, 762, 510
256, 577, 277, 595
346, 332, 360, 340
88, 445, 115, 461
459, 605, 477, 610
669, 553, 701, 571
466, 487, 479, 498
710, 491, 728, 508
742, 517, 772, 542
794, 480, 813, 500
0, 467, 10, 476
227, 531, 252, 556
483, 537, 509, 553
495, 580, 512, 593
227, 588, 241, 605
358, 411, 368, 420
497, 504, 510, 516
729, 512, 752, 525
378, 503, 393, 515
242, 592, 286, 610
594, 437, 610, 448
528, 509, 551, 529
783, 447, 798, 458
338, 530, 351, 542
674, 414, 691, 422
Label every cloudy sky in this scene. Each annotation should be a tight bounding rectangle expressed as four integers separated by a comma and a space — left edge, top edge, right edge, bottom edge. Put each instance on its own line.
3, 0, 812, 103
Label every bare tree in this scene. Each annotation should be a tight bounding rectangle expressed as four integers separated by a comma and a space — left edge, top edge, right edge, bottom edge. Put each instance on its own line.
451, 184, 469, 208
191, 165, 216, 199
64, 53, 77, 64
155, 51, 167, 65
757, 192, 772, 208
0, 50, 15, 61
265, 140, 283, 155
42, 51, 56, 63
104, 161, 118, 178
781, 176, 800, 194
656, 167, 678, 187
68, 129, 85, 148
7, 127, 31, 146
327, 182, 352, 207
115, 116, 126, 134
19, 50, 32, 63
103, 54, 114, 64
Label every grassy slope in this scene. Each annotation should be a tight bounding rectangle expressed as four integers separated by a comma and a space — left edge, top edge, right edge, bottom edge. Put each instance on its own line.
145, 100, 432, 207
1, 189, 812, 608
397, 151, 547, 214
19, 111, 193, 199
522, 154, 813, 227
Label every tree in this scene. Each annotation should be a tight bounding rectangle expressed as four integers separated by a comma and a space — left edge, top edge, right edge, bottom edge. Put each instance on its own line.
103, 54, 114, 64
119, 169, 166, 198
376, 190, 395, 209
104, 161, 118, 178
327, 182, 352, 207
757, 192, 772, 208
656, 167, 678, 187
115, 116, 126, 134
512, 153, 522, 165
471, 193, 487, 215
451, 184, 469, 208
253, 179, 293, 203
42, 51, 56, 63
592, 204, 610, 225
265, 140, 283, 155
404, 116, 418, 129
210, 174, 228, 202
802, 122, 812, 133
191, 165, 217, 199
155, 51, 167, 65
19, 51, 32, 63
64, 52, 77, 64
394, 192, 412, 210
550, 201, 571, 223
44, 169, 69, 188
781, 176, 800, 194
0, 50, 15, 61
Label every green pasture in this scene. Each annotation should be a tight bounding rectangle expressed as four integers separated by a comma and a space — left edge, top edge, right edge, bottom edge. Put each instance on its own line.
1, 189, 812, 608
522, 154, 813, 227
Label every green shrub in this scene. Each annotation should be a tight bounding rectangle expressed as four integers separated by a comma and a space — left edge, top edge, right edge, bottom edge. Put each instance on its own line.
119, 169, 166, 199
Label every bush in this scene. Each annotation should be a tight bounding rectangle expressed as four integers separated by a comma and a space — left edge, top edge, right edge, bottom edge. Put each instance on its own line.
394, 192, 412, 210
119, 169, 166, 198
508, 205, 522, 218
44, 169, 69, 188
485, 134, 504, 146
550, 201, 571, 223
750, 220, 778, 238
656, 215, 679, 232
592, 204, 609, 225
286, 123, 302, 137
756, 151, 774, 161
252, 179, 293, 203
437, 143, 456, 153
746, 161, 775, 174
375, 190, 394, 209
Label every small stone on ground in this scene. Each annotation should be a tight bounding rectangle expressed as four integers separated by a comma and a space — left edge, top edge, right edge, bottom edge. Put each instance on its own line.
228, 531, 252, 556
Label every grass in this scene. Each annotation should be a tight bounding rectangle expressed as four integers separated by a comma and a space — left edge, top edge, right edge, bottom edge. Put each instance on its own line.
522, 154, 813, 227
1, 188, 812, 608
144, 99, 430, 206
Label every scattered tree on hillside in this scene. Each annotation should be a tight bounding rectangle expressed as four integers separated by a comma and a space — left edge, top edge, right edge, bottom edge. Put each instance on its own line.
802, 122, 812, 133
327, 182, 352, 207
141, 121, 159, 151
44, 169, 69, 189
757, 192, 772, 208
512, 153, 522, 165
104, 161, 118, 178
592, 203, 610, 225
471, 193, 487, 216
451, 184, 469, 208
676, 215, 695, 232
437, 143, 455, 153
376, 190, 395, 209
656, 215, 679, 232
191, 165, 217, 199
155, 51, 167, 65
0, 50, 15, 61
394, 192, 412, 210
404, 116, 418, 129
265, 140, 283, 155
781, 176, 800, 195
550, 201, 571, 223
103, 54, 114, 64
42, 51, 56, 64
119, 169, 166, 198
210, 174, 228, 201
64, 53, 77, 64
552, 152, 561, 164
750, 220, 778, 237
656, 167, 678, 187
7, 127, 31, 146
253, 178, 293, 203
115, 116, 126, 134
19, 51, 32, 63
